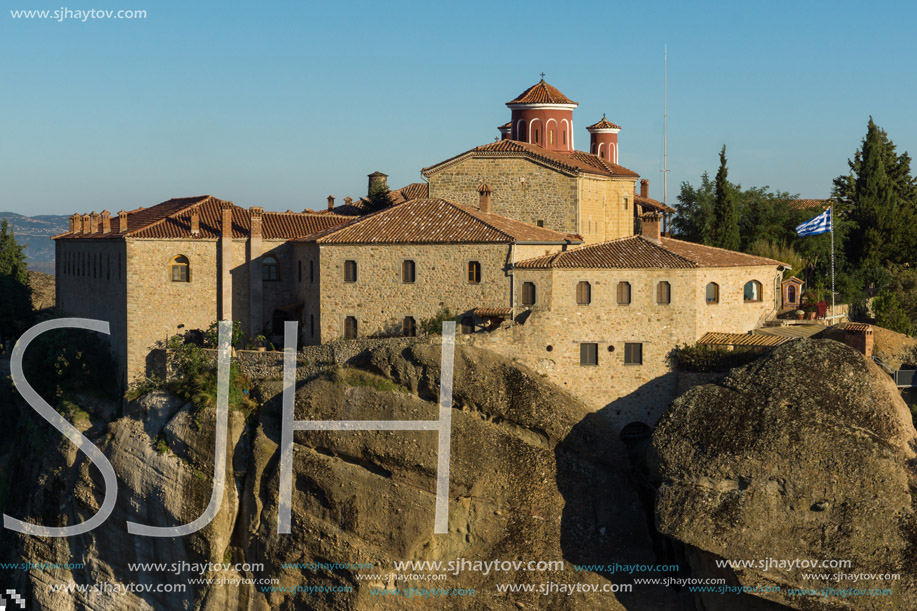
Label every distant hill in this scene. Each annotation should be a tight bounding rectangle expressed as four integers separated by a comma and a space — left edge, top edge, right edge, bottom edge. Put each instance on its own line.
0, 212, 68, 274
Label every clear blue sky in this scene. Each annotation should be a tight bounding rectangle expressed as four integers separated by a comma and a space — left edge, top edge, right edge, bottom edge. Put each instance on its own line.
2, 0, 915, 215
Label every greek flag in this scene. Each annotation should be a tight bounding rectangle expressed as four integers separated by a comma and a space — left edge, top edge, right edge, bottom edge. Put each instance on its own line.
796, 207, 831, 237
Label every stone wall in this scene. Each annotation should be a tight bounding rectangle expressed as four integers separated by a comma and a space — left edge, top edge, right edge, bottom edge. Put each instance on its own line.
301, 242, 520, 342
578, 176, 638, 243
55, 239, 129, 377
462, 264, 783, 429
427, 157, 579, 233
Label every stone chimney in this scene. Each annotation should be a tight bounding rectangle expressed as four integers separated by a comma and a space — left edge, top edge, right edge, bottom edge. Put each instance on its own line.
100, 210, 111, 233
82, 214, 91, 234
640, 179, 649, 198
640, 212, 661, 243
118, 210, 128, 233
344, 197, 353, 207
368, 171, 388, 195
478, 183, 493, 213
89, 212, 101, 233
250, 206, 263, 238
190, 208, 200, 235
327, 195, 335, 210
70, 214, 80, 233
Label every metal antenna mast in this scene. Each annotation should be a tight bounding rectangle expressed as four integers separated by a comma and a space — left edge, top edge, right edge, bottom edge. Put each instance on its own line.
662, 45, 670, 210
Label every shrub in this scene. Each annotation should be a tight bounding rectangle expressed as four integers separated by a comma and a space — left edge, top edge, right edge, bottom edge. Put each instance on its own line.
674, 343, 765, 372
419, 307, 460, 336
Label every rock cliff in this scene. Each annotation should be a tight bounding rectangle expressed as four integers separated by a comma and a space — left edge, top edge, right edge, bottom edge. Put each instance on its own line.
1, 342, 664, 609
652, 338, 917, 610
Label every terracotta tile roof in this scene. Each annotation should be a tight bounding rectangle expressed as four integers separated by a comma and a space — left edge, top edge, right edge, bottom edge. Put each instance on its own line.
635, 194, 675, 214
790, 198, 831, 210
515, 235, 786, 269
586, 117, 621, 130
507, 79, 577, 106
839, 322, 871, 333
299, 198, 581, 245
54, 196, 350, 240
698, 332, 793, 348
422, 139, 638, 179
473, 307, 512, 317
782, 276, 804, 285
498, 122, 512, 129
389, 182, 429, 204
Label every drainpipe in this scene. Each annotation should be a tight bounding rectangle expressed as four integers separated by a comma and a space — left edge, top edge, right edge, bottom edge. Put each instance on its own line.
510, 242, 516, 322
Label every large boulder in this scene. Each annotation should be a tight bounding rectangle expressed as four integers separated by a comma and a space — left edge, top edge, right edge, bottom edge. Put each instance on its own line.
652, 338, 917, 610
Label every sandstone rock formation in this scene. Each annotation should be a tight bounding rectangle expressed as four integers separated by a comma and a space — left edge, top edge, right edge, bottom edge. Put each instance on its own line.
1, 343, 665, 610
652, 338, 917, 610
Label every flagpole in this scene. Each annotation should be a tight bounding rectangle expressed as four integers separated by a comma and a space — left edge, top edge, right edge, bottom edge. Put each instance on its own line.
830, 204, 835, 320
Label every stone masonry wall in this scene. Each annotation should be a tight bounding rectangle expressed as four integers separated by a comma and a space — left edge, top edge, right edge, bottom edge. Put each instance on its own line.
55, 239, 129, 382
462, 264, 781, 430
310, 243, 516, 341
578, 176, 638, 243
428, 157, 578, 233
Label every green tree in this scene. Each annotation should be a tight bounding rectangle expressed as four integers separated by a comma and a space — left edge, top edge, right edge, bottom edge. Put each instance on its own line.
833, 117, 917, 268
362, 183, 392, 213
672, 173, 714, 243
706, 146, 741, 250
873, 289, 913, 336
0, 220, 32, 338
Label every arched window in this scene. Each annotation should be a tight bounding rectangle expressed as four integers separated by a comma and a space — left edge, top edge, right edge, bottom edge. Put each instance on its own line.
518, 121, 526, 141
467, 261, 481, 284
344, 260, 357, 283
402, 260, 416, 283
402, 316, 416, 337
534, 128, 539, 143
657, 281, 671, 305
171, 255, 190, 282
262, 255, 279, 281
706, 282, 719, 304
563, 130, 567, 145
744, 280, 762, 302
343, 316, 357, 339
521, 282, 536, 306
787, 285, 797, 304
576, 281, 591, 305
616, 281, 631, 305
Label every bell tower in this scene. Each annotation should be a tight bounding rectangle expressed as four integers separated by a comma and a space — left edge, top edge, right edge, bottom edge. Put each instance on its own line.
505, 77, 577, 152
586, 115, 621, 164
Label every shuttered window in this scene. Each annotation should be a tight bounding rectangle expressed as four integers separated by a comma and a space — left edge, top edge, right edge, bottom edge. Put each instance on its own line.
580, 343, 598, 366
402, 260, 416, 283
344, 260, 357, 283
657, 281, 671, 305
521, 282, 536, 306
624, 343, 643, 365
576, 281, 591, 305
616, 281, 631, 305
343, 316, 357, 339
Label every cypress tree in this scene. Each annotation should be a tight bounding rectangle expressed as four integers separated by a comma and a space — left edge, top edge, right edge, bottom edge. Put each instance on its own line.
706, 146, 741, 250
833, 117, 917, 267
0, 220, 32, 338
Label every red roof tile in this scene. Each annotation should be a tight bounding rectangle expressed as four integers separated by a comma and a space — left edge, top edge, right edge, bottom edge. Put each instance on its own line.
515, 235, 785, 269
635, 194, 675, 214
586, 117, 621, 130
790, 199, 831, 210
422, 140, 638, 179
54, 196, 350, 240
299, 198, 581, 245
507, 79, 577, 106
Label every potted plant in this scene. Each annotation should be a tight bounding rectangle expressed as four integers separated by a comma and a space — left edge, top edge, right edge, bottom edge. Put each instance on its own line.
795, 309, 805, 320
254, 335, 267, 352
804, 304, 817, 320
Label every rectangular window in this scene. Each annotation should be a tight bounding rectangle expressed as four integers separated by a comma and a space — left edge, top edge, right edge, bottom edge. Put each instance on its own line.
657, 281, 671, 305
624, 342, 643, 365
521, 282, 536, 306
402, 260, 416, 283
344, 260, 357, 283
577, 281, 591, 305
616, 281, 631, 305
467, 261, 481, 284
580, 343, 598, 366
